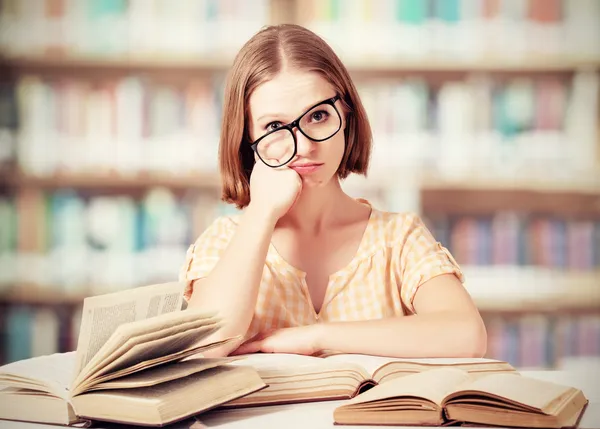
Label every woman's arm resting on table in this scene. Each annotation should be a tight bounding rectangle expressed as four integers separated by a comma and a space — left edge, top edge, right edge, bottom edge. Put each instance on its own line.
315, 274, 487, 358
233, 274, 487, 358
187, 205, 277, 357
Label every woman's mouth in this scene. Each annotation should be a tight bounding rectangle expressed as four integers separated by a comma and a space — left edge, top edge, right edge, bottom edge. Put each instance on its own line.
289, 163, 323, 175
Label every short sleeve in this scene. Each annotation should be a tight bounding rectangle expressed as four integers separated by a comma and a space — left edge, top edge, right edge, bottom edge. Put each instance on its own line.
391, 213, 465, 314
178, 216, 238, 302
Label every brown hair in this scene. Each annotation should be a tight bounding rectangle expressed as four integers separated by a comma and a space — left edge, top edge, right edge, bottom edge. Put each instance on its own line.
219, 24, 372, 209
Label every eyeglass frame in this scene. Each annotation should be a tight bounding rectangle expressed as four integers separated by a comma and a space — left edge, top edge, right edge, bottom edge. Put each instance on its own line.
249, 94, 342, 168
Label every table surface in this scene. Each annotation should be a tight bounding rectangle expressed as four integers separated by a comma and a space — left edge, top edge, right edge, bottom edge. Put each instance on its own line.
1, 370, 599, 429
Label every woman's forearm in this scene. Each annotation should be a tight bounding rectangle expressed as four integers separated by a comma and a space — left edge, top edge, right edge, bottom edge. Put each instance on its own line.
188, 204, 276, 342
315, 311, 487, 358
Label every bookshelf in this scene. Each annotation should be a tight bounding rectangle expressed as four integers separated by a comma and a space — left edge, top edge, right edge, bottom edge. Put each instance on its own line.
421, 188, 600, 217
1, 169, 222, 192
1, 268, 598, 312
4, 54, 599, 74
0, 284, 85, 306
1, 0, 599, 368
3, 168, 599, 193
1, 55, 234, 73
463, 267, 600, 312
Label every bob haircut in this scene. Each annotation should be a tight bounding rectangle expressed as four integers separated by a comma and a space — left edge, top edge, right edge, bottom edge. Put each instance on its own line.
219, 24, 372, 209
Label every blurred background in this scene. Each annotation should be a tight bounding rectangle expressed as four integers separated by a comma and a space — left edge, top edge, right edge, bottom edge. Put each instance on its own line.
0, 0, 598, 372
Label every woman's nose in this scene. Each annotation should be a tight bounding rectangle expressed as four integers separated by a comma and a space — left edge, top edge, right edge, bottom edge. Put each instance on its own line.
293, 128, 315, 156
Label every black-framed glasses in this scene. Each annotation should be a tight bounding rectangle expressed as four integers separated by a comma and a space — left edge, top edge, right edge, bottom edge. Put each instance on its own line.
250, 95, 342, 168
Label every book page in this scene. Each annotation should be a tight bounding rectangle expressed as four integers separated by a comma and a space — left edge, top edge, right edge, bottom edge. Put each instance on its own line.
88, 358, 234, 390
346, 368, 470, 407
324, 355, 512, 381
85, 323, 220, 382
74, 310, 220, 388
372, 358, 517, 384
74, 282, 185, 378
230, 353, 370, 380
72, 310, 226, 395
0, 352, 75, 399
231, 353, 325, 371
324, 354, 402, 377
448, 373, 579, 413
73, 337, 236, 397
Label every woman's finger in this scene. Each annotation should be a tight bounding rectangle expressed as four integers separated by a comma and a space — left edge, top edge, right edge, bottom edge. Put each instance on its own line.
230, 340, 262, 355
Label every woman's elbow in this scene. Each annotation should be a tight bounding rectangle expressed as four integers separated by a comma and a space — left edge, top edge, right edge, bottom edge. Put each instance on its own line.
463, 313, 488, 358
445, 312, 488, 358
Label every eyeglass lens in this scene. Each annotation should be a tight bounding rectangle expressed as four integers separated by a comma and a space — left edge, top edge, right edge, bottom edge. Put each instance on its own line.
255, 101, 341, 167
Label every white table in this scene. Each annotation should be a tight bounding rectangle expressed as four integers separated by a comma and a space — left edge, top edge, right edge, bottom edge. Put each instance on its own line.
189, 369, 600, 429
195, 400, 600, 429
1, 370, 599, 429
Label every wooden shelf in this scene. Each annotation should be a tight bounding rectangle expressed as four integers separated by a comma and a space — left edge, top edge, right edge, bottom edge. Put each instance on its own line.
421, 188, 600, 217
342, 56, 600, 73
1, 170, 222, 191
476, 297, 600, 314
0, 285, 86, 306
464, 268, 600, 313
3, 171, 599, 219
3, 54, 599, 75
1, 269, 598, 312
1, 54, 234, 74
344, 172, 600, 217
4, 169, 598, 196
419, 175, 600, 194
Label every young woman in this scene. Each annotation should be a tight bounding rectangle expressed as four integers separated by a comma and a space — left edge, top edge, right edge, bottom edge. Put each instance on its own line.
179, 24, 487, 359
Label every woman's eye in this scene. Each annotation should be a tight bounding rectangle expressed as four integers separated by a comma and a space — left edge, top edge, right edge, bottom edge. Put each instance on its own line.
311, 110, 329, 122
267, 122, 282, 131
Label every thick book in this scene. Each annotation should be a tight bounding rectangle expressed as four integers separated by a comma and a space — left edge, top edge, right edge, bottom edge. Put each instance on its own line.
220, 352, 517, 407
0, 282, 266, 427
333, 367, 589, 428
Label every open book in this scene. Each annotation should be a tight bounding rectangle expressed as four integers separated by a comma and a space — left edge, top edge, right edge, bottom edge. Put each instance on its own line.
333, 367, 588, 428
220, 352, 517, 407
0, 282, 266, 427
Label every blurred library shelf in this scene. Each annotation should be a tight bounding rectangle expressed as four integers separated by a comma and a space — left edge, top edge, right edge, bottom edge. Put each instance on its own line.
1, 54, 234, 74
420, 187, 600, 218
3, 168, 599, 194
3, 54, 599, 75
463, 267, 600, 313
0, 284, 85, 306
0, 0, 599, 368
0, 169, 222, 192
1, 267, 597, 311
417, 174, 600, 194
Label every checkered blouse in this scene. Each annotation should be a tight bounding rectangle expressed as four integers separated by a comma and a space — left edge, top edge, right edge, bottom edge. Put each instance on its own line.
179, 199, 464, 341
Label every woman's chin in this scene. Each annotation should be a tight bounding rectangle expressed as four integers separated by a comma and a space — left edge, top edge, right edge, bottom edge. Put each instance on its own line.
300, 175, 328, 188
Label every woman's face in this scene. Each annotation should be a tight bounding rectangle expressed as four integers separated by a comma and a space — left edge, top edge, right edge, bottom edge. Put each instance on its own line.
247, 68, 346, 188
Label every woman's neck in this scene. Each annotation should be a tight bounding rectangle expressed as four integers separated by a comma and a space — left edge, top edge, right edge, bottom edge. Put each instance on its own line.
279, 178, 352, 234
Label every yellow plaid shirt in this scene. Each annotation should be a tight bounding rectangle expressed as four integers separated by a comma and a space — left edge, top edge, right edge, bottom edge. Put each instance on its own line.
179, 199, 464, 340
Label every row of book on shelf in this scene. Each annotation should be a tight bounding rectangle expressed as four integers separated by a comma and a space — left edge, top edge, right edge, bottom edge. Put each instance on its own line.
3, 186, 598, 279
303, 0, 600, 60
1, 0, 598, 60
0, 187, 598, 293
483, 313, 600, 370
1, 69, 597, 179
0, 0, 269, 58
0, 187, 232, 292
424, 212, 600, 270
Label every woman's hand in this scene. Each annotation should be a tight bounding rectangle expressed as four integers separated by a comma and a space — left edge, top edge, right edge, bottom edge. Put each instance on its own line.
230, 325, 322, 356
249, 157, 302, 222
